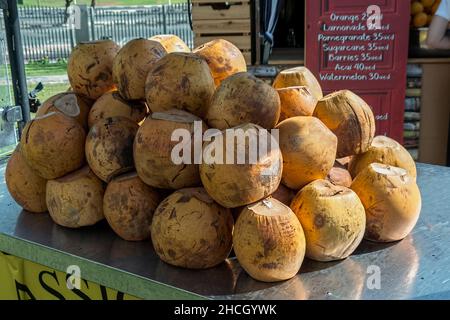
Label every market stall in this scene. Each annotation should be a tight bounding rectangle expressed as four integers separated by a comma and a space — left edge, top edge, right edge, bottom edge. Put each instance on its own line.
1, 0, 450, 301
248, 0, 450, 165
1, 162, 450, 300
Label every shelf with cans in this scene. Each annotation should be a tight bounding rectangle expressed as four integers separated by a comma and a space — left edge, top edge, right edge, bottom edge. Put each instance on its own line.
404, 64, 423, 161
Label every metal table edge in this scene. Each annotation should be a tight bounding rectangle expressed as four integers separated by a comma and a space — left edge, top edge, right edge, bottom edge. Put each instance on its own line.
0, 232, 208, 300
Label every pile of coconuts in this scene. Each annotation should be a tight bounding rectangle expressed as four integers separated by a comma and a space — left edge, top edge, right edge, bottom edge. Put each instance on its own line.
5, 35, 421, 283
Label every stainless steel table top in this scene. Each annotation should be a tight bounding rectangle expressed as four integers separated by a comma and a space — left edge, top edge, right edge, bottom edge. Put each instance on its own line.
0, 162, 449, 300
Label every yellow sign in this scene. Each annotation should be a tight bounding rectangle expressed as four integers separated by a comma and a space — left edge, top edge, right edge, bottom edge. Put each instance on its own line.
0, 252, 140, 300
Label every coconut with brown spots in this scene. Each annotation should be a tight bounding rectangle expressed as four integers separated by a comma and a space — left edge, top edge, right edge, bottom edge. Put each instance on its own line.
134, 109, 206, 189
85, 117, 138, 182
46, 166, 104, 228
88, 91, 148, 128
151, 187, 233, 269
349, 135, 417, 179
351, 163, 421, 242
21, 112, 86, 180
149, 34, 191, 53
313, 90, 376, 158
5, 146, 47, 213
326, 161, 353, 188
276, 116, 337, 190
113, 38, 166, 100
276, 86, 317, 122
68, 40, 120, 99
273, 66, 323, 100
145, 52, 215, 118
193, 39, 247, 87
290, 179, 366, 262
103, 172, 161, 241
233, 198, 306, 282
200, 124, 282, 208
36, 91, 91, 131
206, 72, 281, 130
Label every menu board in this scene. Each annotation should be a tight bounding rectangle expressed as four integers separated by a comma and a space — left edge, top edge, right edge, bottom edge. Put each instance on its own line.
305, 0, 411, 143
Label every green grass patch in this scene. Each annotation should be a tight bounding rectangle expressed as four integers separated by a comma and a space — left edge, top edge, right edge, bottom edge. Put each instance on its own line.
30, 82, 71, 103
25, 62, 68, 77
1, 63, 68, 105
0, 82, 70, 110
20, 0, 185, 6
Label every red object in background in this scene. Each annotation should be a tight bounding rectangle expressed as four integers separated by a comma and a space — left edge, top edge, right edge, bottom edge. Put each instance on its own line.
305, 0, 411, 143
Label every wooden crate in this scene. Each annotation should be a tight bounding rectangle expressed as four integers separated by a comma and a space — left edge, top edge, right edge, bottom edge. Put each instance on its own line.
192, 1, 250, 20
192, 1, 252, 64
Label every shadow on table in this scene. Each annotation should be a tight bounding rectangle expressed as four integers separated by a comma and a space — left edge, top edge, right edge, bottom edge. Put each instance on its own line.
152, 259, 238, 296
353, 239, 398, 255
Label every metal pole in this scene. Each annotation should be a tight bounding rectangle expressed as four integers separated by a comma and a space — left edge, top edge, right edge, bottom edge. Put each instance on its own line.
162, 5, 167, 34
2, 0, 30, 136
75, 5, 90, 43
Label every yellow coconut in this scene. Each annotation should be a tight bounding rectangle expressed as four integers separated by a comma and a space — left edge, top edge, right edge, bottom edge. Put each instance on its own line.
349, 135, 417, 179
68, 40, 120, 99
151, 188, 233, 269
206, 72, 281, 130
113, 38, 166, 100
276, 86, 317, 121
103, 172, 161, 241
326, 161, 353, 188
314, 90, 376, 158
273, 66, 323, 100
145, 52, 215, 118
276, 116, 337, 189
290, 179, 366, 262
46, 166, 104, 228
86, 117, 138, 182
21, 112, 86, 179
5, 146, 47, 213
88, 91, 148, 128
200, 124, 282, 208
351, 163, 422, 242
233, 198, 306, 282
134, 109, 206, 189
36, 92, 91, 130
193, 39, 247, 87
149, 34, 191, 53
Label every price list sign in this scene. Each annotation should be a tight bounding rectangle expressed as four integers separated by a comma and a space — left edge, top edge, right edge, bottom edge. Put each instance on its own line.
305, 0, 411, 143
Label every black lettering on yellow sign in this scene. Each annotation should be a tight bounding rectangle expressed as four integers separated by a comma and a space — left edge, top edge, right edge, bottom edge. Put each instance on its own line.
100, 285, 108, 300
99, 285, 125, 300
10, 265, 129, 300
15, 280, 35, 300
116, 290, 124, 300
65, 275, 92, 300
39, 270, 65, 300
